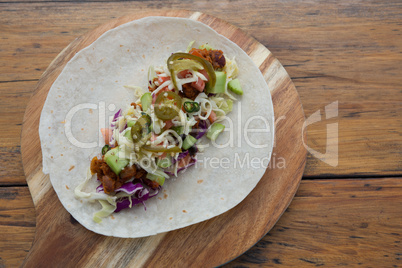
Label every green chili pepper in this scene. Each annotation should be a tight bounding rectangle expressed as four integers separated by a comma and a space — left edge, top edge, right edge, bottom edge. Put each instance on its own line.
167, 52, 216, 92
101, 145, 110, 155
131, 114, 152, 143
183, 101, 200, 113
154, 91, 182, 120
171, 59, 203, 72
142, 145, 182, 153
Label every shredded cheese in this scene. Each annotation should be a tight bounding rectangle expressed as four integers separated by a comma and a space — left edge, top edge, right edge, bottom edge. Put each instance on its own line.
152, 80, 173, 96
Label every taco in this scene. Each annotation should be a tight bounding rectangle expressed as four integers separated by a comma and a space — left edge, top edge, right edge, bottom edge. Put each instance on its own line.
39, 17, 274, 238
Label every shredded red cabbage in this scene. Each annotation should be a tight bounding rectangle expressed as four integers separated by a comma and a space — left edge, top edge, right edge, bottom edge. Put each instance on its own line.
177, 158, 196, 173
194, 120, 208, 139
172, 151, 189, 165
96, 181, 160, 213
120, 123, 128, 133
112, 109, 122, 122
110, 109, 122, 129
115, 182, 144, 195
152, 93, 157, 104
96, 184, 104, 193
101, 182, 159, 213
115, 197, 145, 213
166, 156, 197, 176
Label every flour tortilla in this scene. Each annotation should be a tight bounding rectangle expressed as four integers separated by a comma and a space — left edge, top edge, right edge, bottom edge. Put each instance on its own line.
39, 17, 274, 238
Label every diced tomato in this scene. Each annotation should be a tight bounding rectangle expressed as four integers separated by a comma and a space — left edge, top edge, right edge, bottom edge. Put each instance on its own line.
177, 70, 193, 79
191, 77, 205, 92
199, 69, 209, 81
158, 76, 170, 84
150, 133, 158, 142
164, 120, 174, 130
177, 154, 192, 169
153, 87, 171, 102
100, 128, 113, 145
190, 49, 204, 59
208, 110, 217, 123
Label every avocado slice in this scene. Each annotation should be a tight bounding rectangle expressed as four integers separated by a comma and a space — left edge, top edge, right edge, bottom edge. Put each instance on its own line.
182, 135, 197, 150
206, 123, 225, 141
141, 93, 152, 112
228, 78, 243, 95
207, 71, 226, 94
104, 147, 129, 175
123, 129, 133, 142
146, 173, 165, 186
127, 120, 135, 128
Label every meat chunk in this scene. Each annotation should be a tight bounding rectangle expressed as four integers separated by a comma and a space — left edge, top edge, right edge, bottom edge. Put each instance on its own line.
90, 156, 148, 194
143, 178, 160, 190
101, 175, 120, 194
91, 157, 118, 182
90, 156, 103, 175
119, 165, 137, 182
179, 83, 200, 100
189, 48, 226, 70
134, 168, 147, 179
209, 50, 226, 69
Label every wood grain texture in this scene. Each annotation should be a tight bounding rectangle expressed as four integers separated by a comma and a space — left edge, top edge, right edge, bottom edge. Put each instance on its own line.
1, 0, 401, 267
0, 187, 36, 268
0, 81, 36, 185
226, 178, 402, 267
1, 0, 401, 187
2, 178, 401, 267
20, 11, 306, 267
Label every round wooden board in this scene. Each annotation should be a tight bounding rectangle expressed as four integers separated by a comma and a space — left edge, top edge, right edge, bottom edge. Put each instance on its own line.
21, 10, 307, 267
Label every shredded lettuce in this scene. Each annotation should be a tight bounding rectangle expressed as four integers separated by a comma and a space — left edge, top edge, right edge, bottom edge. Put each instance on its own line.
93, 200, 117, 223
186, 40, 195, 53
74, 168, 118, 223
210, 96, 233, 115
224, 57, 239, 80
74, 168, 117, 203
124, 85, 145, 99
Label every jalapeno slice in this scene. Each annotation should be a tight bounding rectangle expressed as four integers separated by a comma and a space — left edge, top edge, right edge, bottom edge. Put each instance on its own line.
183, 101, 200, 113
101, 145, 110, 155
142, 145, 182, 153
154, 91, 182, 120
167, 53, 216, 92
131, 114, 152, 143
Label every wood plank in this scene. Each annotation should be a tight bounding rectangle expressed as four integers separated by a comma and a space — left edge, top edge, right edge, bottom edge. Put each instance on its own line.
0, 81, 35, 147
303, 99, 401, 177
0, 187, 36, 268
0, 81, 36, 185
0, 1, 400, 181
0, 146, 26, 185
1, 1, 400, 266
227, 178, 402, 267
1, 178, 401, 267
19, 11, 306, 267
1, 1, 401, 82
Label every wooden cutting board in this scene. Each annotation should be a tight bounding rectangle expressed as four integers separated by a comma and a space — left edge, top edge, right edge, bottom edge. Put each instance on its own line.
21, 10, 307, 267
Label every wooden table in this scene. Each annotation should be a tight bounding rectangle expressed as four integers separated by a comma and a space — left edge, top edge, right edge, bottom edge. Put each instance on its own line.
1, 1, 401, 267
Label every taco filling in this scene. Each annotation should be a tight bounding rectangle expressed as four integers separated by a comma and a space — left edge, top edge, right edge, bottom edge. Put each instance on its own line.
74, 44, 244, 223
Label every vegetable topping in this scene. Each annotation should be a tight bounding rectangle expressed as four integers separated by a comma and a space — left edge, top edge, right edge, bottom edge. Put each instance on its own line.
75, 43, 243, 223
